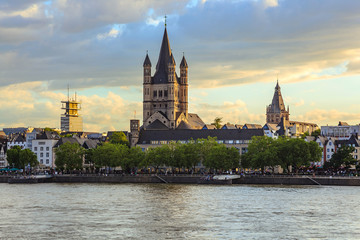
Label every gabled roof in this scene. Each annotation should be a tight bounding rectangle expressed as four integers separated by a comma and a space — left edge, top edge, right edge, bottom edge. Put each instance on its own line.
54, 137, 81, 148
243, 123, 263, 129
221, 124, 236, 130
263, 123, 278, 131
186, 113, 205, 130
138, 129, 264, 144
146, 119, 169, 130
37, 131, 60, 140
202, 124, 217, 130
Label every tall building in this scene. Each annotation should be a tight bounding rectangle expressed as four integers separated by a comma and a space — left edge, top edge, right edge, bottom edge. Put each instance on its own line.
142, 26, 204, 130
266, 81, 290, 124
61, 94, 83, 132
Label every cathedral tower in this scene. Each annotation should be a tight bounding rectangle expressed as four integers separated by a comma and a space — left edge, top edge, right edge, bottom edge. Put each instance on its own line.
266, 81, 290, 124
142, 26, 189, 129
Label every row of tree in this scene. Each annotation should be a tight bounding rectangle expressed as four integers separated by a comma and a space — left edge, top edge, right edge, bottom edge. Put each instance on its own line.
55, 137, 240, 173
241, 136, 323, 173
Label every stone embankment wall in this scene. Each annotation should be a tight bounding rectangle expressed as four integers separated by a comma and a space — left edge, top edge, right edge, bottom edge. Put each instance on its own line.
2, 175, 360, 186
233, 176, 360, 186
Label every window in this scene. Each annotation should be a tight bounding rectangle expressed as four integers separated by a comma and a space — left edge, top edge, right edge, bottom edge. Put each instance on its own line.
46, 153, 49, 157
153, 90, 157, 97
329, 142, 332, 146
327, 149, 330, 152
159, 90, 163, 97
46, 147, 49, 151
40, 147, 43, 151
235, 140, 240, 144
40, 153, 43, 157
46, 159, 49, 164
327, 155, 330, 159
39, 142, 45, 145
40, 159, 43, 164
164, 90, 168, 97
34, 147, 37, 151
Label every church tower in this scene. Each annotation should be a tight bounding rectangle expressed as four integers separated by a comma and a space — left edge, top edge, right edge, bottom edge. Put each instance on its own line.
142, 25, 189, 129
266, 80, 290, 124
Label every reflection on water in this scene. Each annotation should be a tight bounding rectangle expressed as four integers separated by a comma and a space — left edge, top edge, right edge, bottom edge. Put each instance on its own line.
1, 183, 360, 239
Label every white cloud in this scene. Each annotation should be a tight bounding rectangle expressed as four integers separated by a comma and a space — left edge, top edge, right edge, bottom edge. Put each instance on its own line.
96, 24, 124, 40
263, 0, 278, 8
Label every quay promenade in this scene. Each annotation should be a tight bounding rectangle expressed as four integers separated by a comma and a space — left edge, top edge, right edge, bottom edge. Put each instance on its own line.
2, 174, 360, 186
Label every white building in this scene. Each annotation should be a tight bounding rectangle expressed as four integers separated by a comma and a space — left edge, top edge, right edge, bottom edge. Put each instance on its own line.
32, 132, 60, 168
321, 122, 360, 140
7, 134, 26, 149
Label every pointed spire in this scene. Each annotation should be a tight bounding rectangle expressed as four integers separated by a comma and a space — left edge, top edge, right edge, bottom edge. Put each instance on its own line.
275, 78, 280, 90
155, 27, 172, 73
271, 80, 285, 113
143, 52, 151, 67
180, 55, 188, 68
168, 53, 176, 66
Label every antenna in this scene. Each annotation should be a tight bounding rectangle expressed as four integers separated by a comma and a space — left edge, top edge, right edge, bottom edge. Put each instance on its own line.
134, 110, 136, 119
75, 91, 77, 101
164, 15, 167, 27
67, 84, 70, 101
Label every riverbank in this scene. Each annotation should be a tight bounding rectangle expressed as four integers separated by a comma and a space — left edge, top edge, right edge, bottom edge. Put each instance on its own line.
2, 174, 360, 186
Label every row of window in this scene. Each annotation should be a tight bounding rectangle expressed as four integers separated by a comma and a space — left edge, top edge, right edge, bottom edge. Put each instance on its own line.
40, 159, 50, 164
149, 140, 251, 145
34, 147, 50, 151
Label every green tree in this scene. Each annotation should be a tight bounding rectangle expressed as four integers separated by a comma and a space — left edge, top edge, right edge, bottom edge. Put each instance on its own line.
212, 117, 223, 129
182, 141, 201, 173
109, 132, 129, 146
144, 145, 171, 173
19, 149, 38, 169
124, 146, 145, 173
93, 143, 121, 170
329, 145, 356, 170
6, 146, 22, 168
55, 142, 84, 171
242, 136, 279, 173
311, 129, 321, 138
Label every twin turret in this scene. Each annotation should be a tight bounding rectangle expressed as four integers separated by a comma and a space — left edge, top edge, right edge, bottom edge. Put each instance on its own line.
142, 53, 188, 85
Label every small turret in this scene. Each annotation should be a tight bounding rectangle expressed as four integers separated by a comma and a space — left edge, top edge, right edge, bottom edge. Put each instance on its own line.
180, 55, 188, 85
143, 53, 151, 84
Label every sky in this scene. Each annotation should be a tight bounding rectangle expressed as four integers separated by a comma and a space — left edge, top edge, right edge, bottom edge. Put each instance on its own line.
0, 0, 359, 132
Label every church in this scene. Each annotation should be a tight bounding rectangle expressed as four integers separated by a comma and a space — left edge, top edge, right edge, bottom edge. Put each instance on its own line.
142, 26, 204, 130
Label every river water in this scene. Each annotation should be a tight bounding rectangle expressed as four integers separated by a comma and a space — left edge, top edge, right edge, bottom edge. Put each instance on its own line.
1, 183, 360, 239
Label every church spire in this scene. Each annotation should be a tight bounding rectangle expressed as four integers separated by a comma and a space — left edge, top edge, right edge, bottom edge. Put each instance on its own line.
271, 80, 285, 113
155, 27, 172, 74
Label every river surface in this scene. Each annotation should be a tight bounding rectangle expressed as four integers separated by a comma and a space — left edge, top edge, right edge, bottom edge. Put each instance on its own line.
1, 183, 360, 239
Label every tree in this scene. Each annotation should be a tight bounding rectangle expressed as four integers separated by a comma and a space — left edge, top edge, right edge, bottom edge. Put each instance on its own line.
211, 117, 223, 129
19, 149, 38, 169
6, 146, 22, 168
124, 146, 145, 173
55, 142, 84, 172
311, 129, 321, 138
109, 132, 129, 146
93, 143, 121, 170
242, 136, 279, 173
329, 145, 356, 170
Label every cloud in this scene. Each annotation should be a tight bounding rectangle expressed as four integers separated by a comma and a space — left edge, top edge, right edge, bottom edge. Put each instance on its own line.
0, 82, 142, 132
96, 24, 125, 40
294, 109, 360, 126
191, 100, 264, 125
